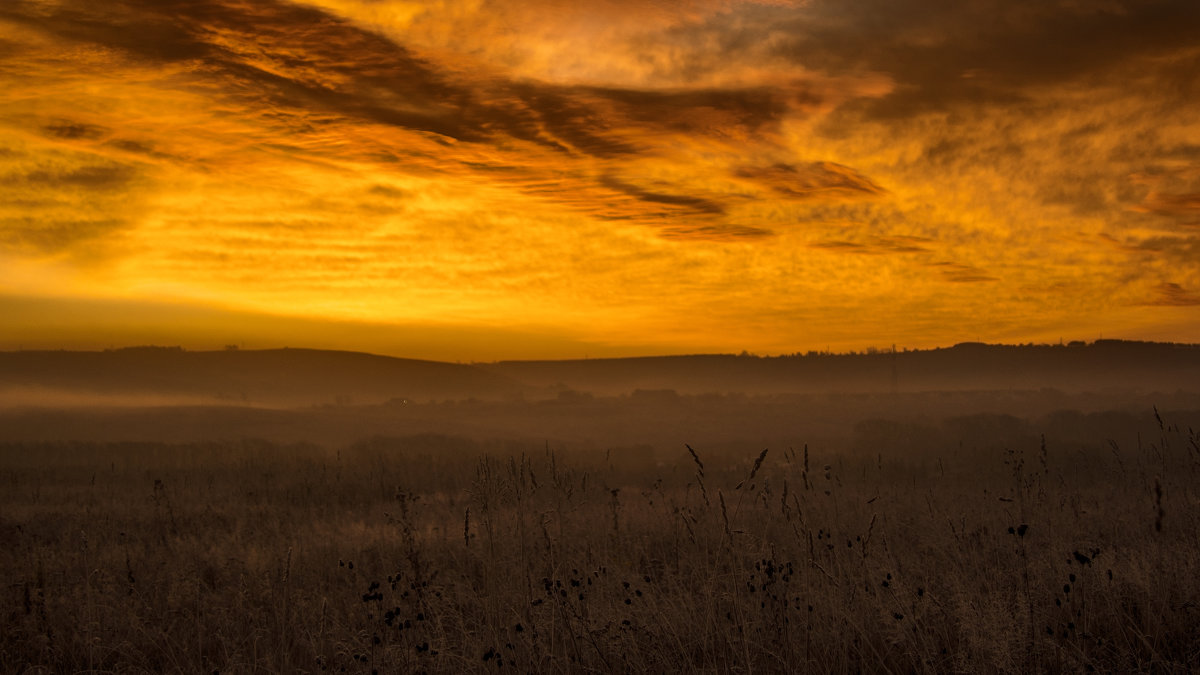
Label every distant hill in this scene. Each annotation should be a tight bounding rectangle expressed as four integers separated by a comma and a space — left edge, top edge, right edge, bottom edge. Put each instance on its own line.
2, 341, 1199, 411
3, 341, 1200, 447
0, 347, 519, 406
480, 340, 1200, 396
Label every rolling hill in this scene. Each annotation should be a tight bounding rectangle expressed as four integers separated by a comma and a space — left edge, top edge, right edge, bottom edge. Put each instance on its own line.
0, 347, 520, 407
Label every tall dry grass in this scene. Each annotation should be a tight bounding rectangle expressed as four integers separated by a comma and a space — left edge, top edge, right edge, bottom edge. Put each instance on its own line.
1, 421, 1198, 673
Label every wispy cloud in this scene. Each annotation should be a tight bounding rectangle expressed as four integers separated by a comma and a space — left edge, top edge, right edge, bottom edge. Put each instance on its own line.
0, 0, 1197, 355
809, 235, 931, 255
927, 262, 998, 284
1145, 282, 1200, 307
737, 162, 885, 200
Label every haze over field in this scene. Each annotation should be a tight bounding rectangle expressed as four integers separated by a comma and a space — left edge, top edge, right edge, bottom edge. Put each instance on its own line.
3, 342, 1199, 455
4, 343, 1200, 673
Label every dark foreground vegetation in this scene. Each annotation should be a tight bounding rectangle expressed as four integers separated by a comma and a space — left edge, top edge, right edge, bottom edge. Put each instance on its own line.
3, 421, 1199, 673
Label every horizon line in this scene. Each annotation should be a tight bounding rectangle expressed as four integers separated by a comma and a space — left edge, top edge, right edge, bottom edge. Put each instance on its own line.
5, 338, 1199, 364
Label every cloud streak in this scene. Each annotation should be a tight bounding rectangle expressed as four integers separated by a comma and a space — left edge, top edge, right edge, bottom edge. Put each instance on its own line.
1146, 282, 1200, 307
0, 0, 1197, 355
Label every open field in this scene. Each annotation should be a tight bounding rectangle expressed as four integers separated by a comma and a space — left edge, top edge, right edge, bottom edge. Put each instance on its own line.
3, 418, 1199, 673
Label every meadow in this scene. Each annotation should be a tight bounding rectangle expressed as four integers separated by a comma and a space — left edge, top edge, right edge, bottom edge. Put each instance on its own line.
2, 420, 1198, 674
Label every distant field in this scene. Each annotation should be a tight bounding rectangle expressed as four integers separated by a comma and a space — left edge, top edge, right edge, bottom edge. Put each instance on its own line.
2, 424, 1198, 673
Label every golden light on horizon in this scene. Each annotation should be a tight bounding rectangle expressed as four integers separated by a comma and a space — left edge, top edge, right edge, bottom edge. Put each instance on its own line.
2, 0, 1198, 360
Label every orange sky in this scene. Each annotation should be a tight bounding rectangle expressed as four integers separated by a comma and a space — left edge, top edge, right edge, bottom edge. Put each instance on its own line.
1, 0, 1198, 360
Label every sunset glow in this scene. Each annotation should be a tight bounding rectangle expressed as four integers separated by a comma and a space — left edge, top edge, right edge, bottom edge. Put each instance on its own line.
2, 0, 1198, 359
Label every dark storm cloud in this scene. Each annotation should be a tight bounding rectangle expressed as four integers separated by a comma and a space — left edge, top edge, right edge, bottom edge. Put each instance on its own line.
503, 83, 640, 157
2, 0, 573, 147
5, 0, 799, 156
772, 0, 1200, 118
0, 0, 213, 62
1, 0, 830, 240
591, 85, 794, 136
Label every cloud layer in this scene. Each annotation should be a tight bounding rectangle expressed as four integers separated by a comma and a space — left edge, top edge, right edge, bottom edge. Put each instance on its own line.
0, 0, 1197, 356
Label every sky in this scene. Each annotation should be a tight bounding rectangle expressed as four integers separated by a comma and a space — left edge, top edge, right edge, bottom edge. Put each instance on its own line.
1, 0, 1198, 361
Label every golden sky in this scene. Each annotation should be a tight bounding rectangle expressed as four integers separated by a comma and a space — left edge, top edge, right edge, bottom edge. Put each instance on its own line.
1, 0, 1198, 360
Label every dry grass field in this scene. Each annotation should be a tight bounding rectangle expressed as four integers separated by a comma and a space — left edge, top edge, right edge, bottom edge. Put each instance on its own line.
2, 421, 1199, 673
